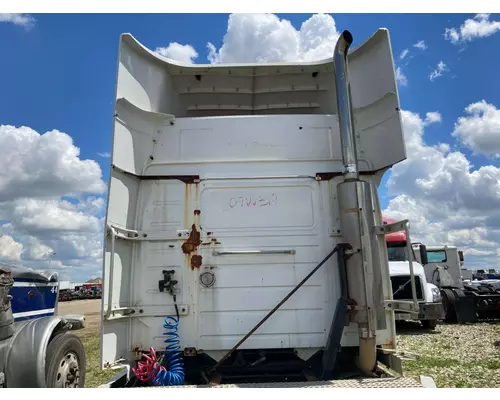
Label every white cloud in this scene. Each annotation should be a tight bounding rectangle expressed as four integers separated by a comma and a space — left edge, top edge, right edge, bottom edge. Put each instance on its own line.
413, 40, 427, 50
4, 198, 102, 234
98, 152, 111, 158
429, 61, 448, 81
424, 111, 442, 125
155, 42, 199, 64
0, 124, 107, 281
21, 236, 54, 261
396, 67, 408, 87
0, 13, 35, 28
0, 125, 106, 203
451, 100, 500, 157
207, 13, 339, 64
0, 235, 23, 260
399, 48, 409, 60
383, 107, 500, 267
445, 14, 500, 44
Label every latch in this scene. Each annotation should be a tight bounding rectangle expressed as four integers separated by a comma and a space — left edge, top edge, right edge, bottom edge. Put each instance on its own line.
159, 270, 177, 295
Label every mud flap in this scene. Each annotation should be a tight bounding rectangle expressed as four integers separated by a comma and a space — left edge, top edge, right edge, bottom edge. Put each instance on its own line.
443, 288, 477, 323
454, 295, 478, 323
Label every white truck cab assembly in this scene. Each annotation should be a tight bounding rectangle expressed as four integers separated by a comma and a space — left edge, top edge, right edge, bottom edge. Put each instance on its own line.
382, 218, 445, 330
423, 245, 500, 323
100, 28, 435, 388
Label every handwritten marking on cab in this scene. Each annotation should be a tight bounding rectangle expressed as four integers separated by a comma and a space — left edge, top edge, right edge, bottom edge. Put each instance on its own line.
229, 194, 278, 209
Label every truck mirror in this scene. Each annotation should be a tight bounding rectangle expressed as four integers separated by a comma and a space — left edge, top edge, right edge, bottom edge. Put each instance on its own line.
458, 250, 464, 262
419, 244, 428, 265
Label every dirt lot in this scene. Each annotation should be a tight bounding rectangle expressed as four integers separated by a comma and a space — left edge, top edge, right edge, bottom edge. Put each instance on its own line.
60, 299, 500, 388
58, 299, 117, 387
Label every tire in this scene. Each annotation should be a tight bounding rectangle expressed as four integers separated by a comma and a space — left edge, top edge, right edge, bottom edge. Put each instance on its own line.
421, 319, 437, 330
45, 332, 86, 388
442, 289, 457, 322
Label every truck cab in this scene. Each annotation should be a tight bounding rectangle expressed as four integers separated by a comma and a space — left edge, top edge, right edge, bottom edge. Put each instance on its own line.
99, 28, 437, 388
421, 245, 500, 322
383, 218, 445, 329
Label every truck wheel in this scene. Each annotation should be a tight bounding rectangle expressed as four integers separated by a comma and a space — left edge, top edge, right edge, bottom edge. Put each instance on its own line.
442, 289, 457, 322
421, 319, 437, 330
45, 332, 86, 388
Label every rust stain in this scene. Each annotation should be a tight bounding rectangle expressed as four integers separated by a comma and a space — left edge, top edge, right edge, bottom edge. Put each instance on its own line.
184, 184, 189, 233
191, 255, 202, 269
194, 209, 201, 215
181, 224, 200, 254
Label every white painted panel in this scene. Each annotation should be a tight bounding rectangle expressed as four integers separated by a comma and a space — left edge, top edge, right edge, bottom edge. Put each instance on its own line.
179, 122, 332, 161
200, 185, 314, 230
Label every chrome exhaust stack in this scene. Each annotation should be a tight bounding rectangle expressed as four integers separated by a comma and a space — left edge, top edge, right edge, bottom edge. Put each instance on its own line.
333, 30, 380, 375
334, 30, 359, 182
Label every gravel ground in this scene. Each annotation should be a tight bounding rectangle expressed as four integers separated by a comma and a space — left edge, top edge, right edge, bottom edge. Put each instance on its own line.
60, 300, 500, 388
396, 320, 500, 387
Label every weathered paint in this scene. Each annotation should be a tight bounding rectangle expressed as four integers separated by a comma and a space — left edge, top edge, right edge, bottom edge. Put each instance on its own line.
101, 28, 405, 366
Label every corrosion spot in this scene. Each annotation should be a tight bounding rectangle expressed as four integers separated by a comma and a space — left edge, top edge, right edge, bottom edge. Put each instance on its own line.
194, 209, 201, 215
207, 232, 212, 236
191, 255, 202, 269
181, 224, 200, 254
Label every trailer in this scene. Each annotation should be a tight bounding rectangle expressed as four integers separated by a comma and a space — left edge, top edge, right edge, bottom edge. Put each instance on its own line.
100, 28, 436, 388
0, 264, 86, 388
422, 246, 500, 323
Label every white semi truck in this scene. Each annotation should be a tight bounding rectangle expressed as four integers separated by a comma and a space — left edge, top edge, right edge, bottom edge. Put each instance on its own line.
422, 245, 500, 323
382, 218, 445, 330
99, 28, 436, 388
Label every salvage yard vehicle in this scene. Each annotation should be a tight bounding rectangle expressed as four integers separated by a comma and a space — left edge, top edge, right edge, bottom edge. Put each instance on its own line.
383, 218, 445, 330
421, 245, 500, 323
100, 28, 437, 388
0, 264, 86, 388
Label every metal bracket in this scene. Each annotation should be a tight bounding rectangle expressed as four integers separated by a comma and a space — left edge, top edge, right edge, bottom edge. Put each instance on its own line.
158, 270, 177, 295
383, 300, 419, 313
373, 219, 409, 235
374, 218, 419, 313
106, 305, 189, 320
376, 349, 404, 375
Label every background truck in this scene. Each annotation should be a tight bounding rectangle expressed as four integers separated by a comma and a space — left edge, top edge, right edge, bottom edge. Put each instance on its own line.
421, 245, 500, 323
100, 28, 435, 388
0, 264, 86, 388
382, 218, 445, 330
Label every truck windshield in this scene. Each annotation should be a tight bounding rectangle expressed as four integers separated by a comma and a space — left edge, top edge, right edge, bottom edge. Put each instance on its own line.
386, 242, 415, 262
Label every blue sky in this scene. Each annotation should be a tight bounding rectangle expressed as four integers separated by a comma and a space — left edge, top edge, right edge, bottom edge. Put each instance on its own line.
2, 13, 499, 202
1, 13, 500, 279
